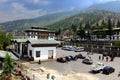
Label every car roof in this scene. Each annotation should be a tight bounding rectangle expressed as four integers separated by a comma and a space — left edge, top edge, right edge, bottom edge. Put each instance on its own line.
104, 66, 112, 69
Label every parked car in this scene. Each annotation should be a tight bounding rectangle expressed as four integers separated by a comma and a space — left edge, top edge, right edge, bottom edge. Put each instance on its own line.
82, 58, 93, 64
76, 54, 86, 59
102, 66, 115, 74
62, 45, 77, 51
102, 52, 110, 57
65, 56, 71, 61
74, 47, 84, 52
91, 62, 105, 73
69, 55, 78, 61
56, 57, 67, 63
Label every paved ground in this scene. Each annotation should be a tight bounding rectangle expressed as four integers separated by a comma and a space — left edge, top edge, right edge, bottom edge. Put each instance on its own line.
22, 48, 120, 80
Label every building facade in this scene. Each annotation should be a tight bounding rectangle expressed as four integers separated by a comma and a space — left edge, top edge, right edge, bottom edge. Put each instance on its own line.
92, 28, 120, 41
24, 27, 55, 40
11, 27, 59, 61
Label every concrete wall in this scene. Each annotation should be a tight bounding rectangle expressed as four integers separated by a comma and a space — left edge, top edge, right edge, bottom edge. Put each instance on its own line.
28, 44, 56, 61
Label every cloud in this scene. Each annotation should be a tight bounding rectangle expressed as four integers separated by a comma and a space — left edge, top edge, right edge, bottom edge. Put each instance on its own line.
11, 2, 46, 15
0, 2, 47, 23
98, 0, 120, 2
0, 0, 8, 3
29, 0, 50, 5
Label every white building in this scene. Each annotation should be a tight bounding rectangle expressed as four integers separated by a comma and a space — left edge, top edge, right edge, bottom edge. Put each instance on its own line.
92, 28, 120, 41
11, 27, 59, 61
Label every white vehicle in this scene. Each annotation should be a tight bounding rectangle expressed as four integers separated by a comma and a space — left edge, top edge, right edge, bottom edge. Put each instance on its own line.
91, 62, 105, 73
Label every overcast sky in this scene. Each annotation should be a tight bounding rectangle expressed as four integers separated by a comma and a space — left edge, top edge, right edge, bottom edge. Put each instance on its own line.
0, 0, 120, 23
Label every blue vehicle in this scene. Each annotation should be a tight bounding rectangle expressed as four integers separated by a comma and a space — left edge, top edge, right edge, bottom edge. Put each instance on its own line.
76, 54, 86, 59
69, 55, 78, 61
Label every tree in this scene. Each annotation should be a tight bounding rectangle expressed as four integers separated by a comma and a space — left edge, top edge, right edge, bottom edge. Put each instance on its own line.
55, 29, 61, 40
71, 24, 77, 38
77, 29, 86, 39
2, 53, 15, 74
113, 40, 120, 47
0, 30, 6, 49
85, 23, 90, 30
107, 18, 113, 40
117, 20, 120, 27
0, 30, 13, 50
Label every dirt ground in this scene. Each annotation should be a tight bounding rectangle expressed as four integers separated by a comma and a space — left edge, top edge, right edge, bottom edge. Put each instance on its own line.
26, 67, 100, 80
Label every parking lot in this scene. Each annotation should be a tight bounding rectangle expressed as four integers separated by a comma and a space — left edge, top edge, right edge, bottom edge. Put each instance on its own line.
23, 48, 120, 80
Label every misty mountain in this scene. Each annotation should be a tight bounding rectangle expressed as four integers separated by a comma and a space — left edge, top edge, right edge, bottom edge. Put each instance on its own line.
0, 10, 79, 32
87, 1, 120, 13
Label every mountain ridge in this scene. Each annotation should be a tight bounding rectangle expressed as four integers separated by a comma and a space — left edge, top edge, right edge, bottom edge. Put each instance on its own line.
1, 1, 120, 32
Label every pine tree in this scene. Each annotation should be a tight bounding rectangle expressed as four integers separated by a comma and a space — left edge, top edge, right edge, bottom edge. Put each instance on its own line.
2, 53, 15, 74
117, 20, 120, 27
107, 18, 113, 40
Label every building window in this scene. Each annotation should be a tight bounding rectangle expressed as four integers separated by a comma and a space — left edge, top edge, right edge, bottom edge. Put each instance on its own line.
36, 51, 40, 57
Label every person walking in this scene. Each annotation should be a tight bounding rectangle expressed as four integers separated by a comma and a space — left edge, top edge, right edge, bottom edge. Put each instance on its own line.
106, 56, 108, 62
99, 55, 101, 60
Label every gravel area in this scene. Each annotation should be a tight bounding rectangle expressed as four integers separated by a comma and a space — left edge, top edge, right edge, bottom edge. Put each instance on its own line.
22, 48, 120, 80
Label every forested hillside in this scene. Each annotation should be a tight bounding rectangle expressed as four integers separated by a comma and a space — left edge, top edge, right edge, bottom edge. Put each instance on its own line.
0, 11, 77, 32
47, 10, 120, 31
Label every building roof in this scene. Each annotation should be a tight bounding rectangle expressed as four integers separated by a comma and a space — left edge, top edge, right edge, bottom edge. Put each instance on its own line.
24, 29, 55, 33
0, 50, 18, 60
11, 39, 60, 45
27, 39, 60, 44
11, 39, 28, 43
92, 28, 120, 32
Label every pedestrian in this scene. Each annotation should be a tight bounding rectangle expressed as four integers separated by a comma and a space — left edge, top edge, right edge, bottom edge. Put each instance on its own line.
51, 75, 55, 80
106, 56, 108, 62
118, 71, 120, 77
38, 60, 41, 64
99, 55, 101, 60
47, 73, 50, 79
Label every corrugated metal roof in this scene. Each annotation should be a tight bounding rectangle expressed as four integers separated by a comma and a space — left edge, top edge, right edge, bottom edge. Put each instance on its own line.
12, 39, 28, 43
28, 40, 60, 44
0, 50, 18, 60
12, 39, 60, 44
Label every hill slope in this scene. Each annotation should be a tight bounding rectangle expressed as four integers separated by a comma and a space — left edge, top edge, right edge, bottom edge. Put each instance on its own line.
0, 11, 78, 32
47, 10, 120, 31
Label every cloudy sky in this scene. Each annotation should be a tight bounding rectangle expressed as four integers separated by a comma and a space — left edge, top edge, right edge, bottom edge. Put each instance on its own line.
0, 0, 119, 23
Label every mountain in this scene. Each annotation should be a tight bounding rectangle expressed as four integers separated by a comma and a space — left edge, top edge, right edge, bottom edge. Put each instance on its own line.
0, 10, 79, 32
47, 10, 120, 31
1, 0, 120, 32
87, 1, 120, 13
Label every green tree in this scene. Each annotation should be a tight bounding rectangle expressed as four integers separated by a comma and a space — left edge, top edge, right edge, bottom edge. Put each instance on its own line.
84, 23, 90, 30
117, 20, 120, 27
55, 28, 61, 40
2, 53, 15, 74
107, 18, 113, 40
113, 40, 120, 47
0, 30, 6, 49
77, 29, 86, 39
0, 30, 13, 50
71, 24, 77, 38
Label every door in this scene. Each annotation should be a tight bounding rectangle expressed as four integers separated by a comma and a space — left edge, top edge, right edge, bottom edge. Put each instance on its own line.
48, 50, 53, 59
